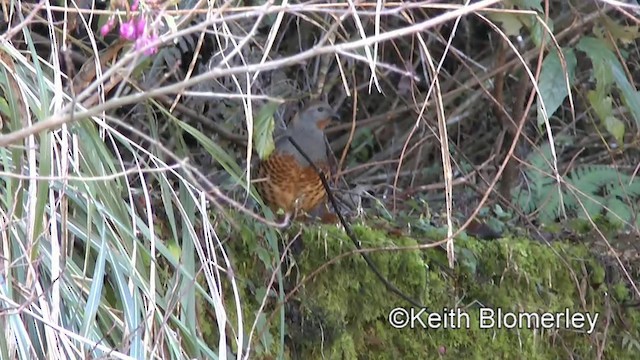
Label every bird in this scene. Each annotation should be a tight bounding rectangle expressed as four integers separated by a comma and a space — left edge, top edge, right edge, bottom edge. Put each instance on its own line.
256, 101, 339, 217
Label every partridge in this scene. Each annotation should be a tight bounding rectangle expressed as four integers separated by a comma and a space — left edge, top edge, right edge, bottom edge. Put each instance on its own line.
256, 101, 339, 216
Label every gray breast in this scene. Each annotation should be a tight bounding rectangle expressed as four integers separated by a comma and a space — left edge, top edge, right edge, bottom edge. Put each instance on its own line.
275, 128, 327, 167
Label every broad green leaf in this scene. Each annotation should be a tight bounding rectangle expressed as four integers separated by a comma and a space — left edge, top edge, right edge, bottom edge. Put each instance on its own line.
487, 13, 526, 36
577, 37, 614, 66
577, 37, 615, 90
536, 48, 576, 126
253, 102, 279, 160
587, 91, 613, 120
604, 116, 625, 144
611, 65, 640, 128
593, 63, 613, 96
530, 16, 554, 47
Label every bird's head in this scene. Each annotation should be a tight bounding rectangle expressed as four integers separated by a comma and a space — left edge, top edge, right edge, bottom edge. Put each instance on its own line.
292, 101, 339, 131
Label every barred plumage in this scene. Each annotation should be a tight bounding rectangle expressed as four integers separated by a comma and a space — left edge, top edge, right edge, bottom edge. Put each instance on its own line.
255, 101, 337, 216
257, 153, 329, 214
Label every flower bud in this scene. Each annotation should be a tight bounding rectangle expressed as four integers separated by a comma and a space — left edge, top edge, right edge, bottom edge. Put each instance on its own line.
99, 17, 115, 37
119, 20, 136, 40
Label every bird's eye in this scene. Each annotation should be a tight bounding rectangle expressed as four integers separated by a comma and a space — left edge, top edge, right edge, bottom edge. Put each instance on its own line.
317, 107, 326, 113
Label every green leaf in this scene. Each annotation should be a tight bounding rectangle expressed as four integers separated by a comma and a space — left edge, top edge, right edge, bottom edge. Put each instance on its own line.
253, 102, 279, 160
610, 64, 640, 128
254, 286, 269, 304
167, 240, 182, 263
530, 16, 554, 47
604, 116, 625, 144
505, 0, 543, 11
536, 48, 576, 126
174, 120, 244, 181
80, 237, 107, 337
254, 245, 273, 268
580, 37, 640, 129
487, 13, 526, 36
576, 37, 615, 90
0, 97, 9, 117
587, 91, 613, 120
255, 312, 275, 353
606, 197, 632, 225
602, 16, 639, 46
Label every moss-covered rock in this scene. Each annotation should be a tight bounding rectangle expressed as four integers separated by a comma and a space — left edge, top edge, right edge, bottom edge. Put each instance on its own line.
204, 221, 639, 359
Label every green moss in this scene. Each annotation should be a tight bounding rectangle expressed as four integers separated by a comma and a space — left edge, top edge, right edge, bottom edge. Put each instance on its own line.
200, 220, 640, 359
611, 283, 630, 302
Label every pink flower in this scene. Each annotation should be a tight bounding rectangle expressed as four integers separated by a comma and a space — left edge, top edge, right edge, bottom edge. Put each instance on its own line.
131, 0, 140, 11
134, 17, 146, 37
119, 20, 136, 40
100, 17, 115, 37
136, 33, 158, 55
